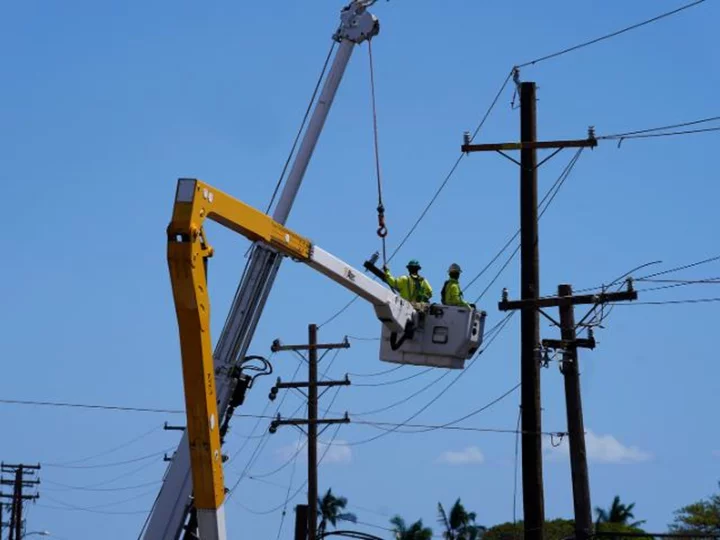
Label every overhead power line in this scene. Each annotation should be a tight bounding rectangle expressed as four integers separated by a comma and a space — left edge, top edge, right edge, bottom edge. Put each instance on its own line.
318, 69, 516, 330
598, 115, 720, 145
467, 147, 585, 303
0, 398, 184, 414
517, 0, 707, 68
614, 297, 720, 306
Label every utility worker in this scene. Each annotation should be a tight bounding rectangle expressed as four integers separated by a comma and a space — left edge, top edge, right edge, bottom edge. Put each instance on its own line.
441, 263, 474, 308
383, 259, 433, 303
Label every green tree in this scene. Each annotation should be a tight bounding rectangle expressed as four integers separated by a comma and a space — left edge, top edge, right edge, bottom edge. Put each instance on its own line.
317, 488, 357, 537
390, 515, 433, 540
482, 519, 574, 540
437, 498, 486, 539
595, 495, 646, 528
482, 519, 652, 540
669, 482, 720, 535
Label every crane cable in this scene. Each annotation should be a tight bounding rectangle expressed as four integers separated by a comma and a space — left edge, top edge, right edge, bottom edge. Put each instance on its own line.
368, 39, 388, 266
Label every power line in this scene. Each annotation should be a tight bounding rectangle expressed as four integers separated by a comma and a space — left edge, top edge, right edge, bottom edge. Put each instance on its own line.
469, 148, 585, 303
353, 382, 521, 435
614, 297, 720, 306
44, 448, 174, 469
387, 69, 515, 263
639, 254, 720, 280
231, 423, 345, 516
318, 69, 515, 330
517, 0, 707, 68
597, 115, 720, 140
0, 398, 183, 414
46, 425, 161, 467
638, 277, 720, 284
344, 312, 515, 446
341, 316, 513, 417
43, 479, 162, 493
634, 276, 720, 293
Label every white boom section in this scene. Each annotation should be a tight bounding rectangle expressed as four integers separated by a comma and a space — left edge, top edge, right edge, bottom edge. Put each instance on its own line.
142, 3, 379, 539
197, 509, 226, 540
308, 246, 415, 334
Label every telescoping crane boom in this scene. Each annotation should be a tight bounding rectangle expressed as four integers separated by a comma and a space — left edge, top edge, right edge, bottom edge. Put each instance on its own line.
142, 3, 381, 539
166, 178, 487, 540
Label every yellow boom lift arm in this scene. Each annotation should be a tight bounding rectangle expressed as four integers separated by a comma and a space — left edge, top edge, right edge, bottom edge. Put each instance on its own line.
166, 177, 485, 537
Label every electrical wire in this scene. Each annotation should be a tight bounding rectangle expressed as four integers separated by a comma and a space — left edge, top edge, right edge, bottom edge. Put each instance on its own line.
43, 479, 162, 493
353, 383, 520, 435
638, 255, 720, 280
46, 425, 161, 466
0, 398, 183, 414
353, 367, 433, 388
634, 276, 720, 293
65, 459, 161, 490
274, 416, 304, 540
232, 423, 345, 516
43, 448, 175, 469
318, 69, 515, 330
387, 69, 515, 263
614, 297, 720, 306
598, 115, 720, 141
516, 0, 707, 68
343, 312, 515, 446
342, 316, 512, 417
470, 148, 584, 303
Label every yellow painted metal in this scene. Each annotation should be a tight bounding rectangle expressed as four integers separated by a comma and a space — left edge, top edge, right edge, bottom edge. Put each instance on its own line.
166, 178, 311, 511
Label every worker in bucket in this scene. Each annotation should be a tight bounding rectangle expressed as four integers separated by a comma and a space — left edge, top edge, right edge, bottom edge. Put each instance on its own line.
441, 263, 474, 308
383, 259, 433, 303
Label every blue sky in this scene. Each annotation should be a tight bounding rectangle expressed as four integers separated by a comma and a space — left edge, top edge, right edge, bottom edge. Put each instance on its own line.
1, 1, 719, 538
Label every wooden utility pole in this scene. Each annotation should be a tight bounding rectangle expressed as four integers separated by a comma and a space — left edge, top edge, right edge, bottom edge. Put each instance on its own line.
518, 81, 544, 538
270, 326, 351, 540
500, 281, 638, 539
461, 77, 597, 539
557, 284, 592, 540
0, 463, 40, 540
294, 504, 309, 540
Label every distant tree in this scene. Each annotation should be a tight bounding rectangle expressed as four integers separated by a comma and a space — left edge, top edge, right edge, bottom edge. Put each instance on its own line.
595, 495, 646, 528
437, 498, 486, 539
483, 518, 651, 540
390, 515, 433, 540
482, 518, 574, 540
317, 488, 357, 537
669, 482, 720, 535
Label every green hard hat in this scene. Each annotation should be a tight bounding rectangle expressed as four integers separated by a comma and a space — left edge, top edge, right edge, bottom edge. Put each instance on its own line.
407, 259, 421, 268
448, 263, 462, 273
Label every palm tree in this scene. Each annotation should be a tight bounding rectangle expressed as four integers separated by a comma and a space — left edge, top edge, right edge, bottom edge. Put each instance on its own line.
595, 495, 646, 528
437, 498, 485, 539
317, 488, 357, 537
390, 515, 433, 540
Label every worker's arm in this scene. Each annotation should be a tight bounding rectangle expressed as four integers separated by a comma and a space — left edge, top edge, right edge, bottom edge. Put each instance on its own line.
383, 266, 399, 289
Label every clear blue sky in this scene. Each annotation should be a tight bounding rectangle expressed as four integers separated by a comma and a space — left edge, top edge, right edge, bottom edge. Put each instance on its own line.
1, 1, 719, 538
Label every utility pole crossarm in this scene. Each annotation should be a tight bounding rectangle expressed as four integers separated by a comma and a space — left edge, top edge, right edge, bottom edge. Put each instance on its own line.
271, 339, 350, 352
542, 337, 596, 350
274, 378, 351, 390
461, 137, 597, 153
499, 287, 637, 311
271, 416, 351, 428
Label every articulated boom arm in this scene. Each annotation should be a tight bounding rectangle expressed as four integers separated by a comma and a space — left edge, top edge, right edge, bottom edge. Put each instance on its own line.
169, 178, 416, 335
166, 177, 415, 534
